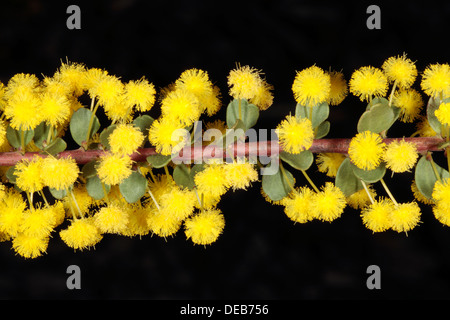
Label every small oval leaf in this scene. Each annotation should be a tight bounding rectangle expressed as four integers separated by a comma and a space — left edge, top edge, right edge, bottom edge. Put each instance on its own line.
280, 150, 313, 171
415, 155, 449, 199
335, 158, 363, 197
261, 165, 294, 202
70, 108, 101, 147
119, 171, 148, 203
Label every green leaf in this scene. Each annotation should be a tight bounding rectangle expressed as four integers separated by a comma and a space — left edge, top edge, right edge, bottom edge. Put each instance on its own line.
81, 160, 99, 179
85, 175, 110, 200
146, 154, 171, 169
357, 98, 397, 134
226, 99, 259, 131
5, 165, 17, 184
119, 171, 148, 203
280, 150, 313, 171
33, 122, 51, 149
335, 158, 363, 197
415, 155, 449, 199
6, 126, 34, 149
315, 120, 330, 139
261, 165, 294, 202
173, 163, 195, 190
351, 162, 386, 184
133, 115, 154, 139
295, 101, 329, 128
69, 108, 101, 147
43, 137, 67, 156
49, 187, 68, 200
99, 124, 117, 150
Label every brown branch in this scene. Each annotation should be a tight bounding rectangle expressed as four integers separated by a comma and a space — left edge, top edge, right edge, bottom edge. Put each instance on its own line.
0, 137, 444, 166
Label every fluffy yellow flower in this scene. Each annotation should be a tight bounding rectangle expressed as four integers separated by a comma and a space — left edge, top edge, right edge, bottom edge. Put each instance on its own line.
123, 204, 151, 237
158, 185, 197, 221
432, 178, 450, 212
38, 92, 71, 127
348, 131, 386, 170
383, 140, 418, 173
393, 88, 424, 123
41, 156, 79, 190
0, 190, 27, 237
96, 153, 133, 185
382, 54, 418, 88
346, 185, 376, 210
4, 73, 40, 99
160, 88, 201, 126
184, 209, 225, 245
361, 198, 394, 232
12, 233, 49, 259
224, 161, 259, 190
227, 64, 264, 100
146, 206, 182, 238
20, 208, 56, 238
311, 182, 347, 222
175, 68, 213, 105
148, 117, 188, 156
124, 78, 156, 112
276, 115, 314, 154
349, 66, 388, 102
434, 102, 450, 126
390, 202, 421, 233
194, 164, 230, 199
54, 61, 87, 97
283, 187, 315, 223
326, 70, 348, 106
4, 90, 42, 130
0, 120, 6, 148
316, 153, 346, 177
420, 63, 450, 98
249, 80, 274, 111
203, 85, 222, 116
292, 65, 331, 106
108, 123, 145, 155
147, 173, 176, 203
42, 76, 72, 97
14, 157, 44, 193
60, 217, 103, 250
84, 67, 109, 90
89, 73, 124, 107
94, 203, 130, 234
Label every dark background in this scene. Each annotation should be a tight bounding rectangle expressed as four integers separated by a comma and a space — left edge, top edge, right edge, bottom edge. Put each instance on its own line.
0, 0, 449, 300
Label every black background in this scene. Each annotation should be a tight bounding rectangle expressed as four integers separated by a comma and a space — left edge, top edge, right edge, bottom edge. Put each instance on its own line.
0, 0, 449, 300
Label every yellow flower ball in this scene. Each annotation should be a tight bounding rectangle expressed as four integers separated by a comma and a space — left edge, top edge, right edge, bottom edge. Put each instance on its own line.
420, 63, 450, 98
276, 115, 314, 154
346, 186, 376, 210
434, 102, 450, 126
14, 157, 45, 193
124, 77, 156, 112
41, 156, 80, 191
311, 182, 347, 222
283, 187, 315, 223
94, 203, 130, 234
383, 140, 418, 173
148, 117, 189, 156
393, 88, 424, 123
194, 164, 230, 199
348, 131, 386, 170
349, 66, 388, 102
12, 233, 49, 259
360, 198, 394, 232
96, 153, 133, 186
146, 206, 182, 238
390, 202, 421, 233
326, 70, 348, 106
227, 64, 264, 100
382, 54, 418, 89
316, 153, 346, 177
60, 217, 103, 251
292, 65, 331, 106
108, 123, 145, 156
184, 209, 225, 245
224, 161, 259, 191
